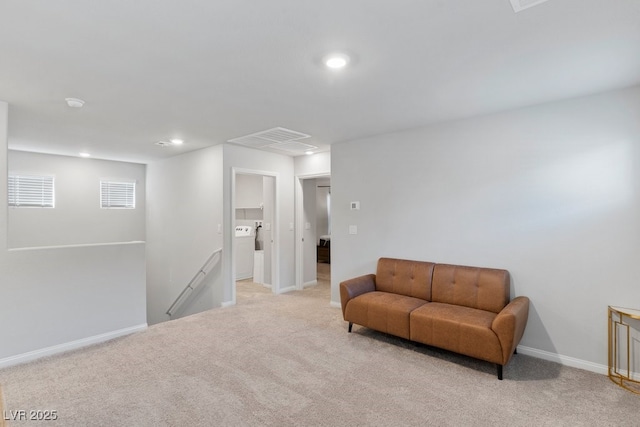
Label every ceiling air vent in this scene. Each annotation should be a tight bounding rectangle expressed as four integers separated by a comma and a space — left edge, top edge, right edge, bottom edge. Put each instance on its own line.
509, 0, 551, 12
266, 141, 318, 154
228, 127, 311, 147
226, 135, 274, 148
228, 127, 317, 155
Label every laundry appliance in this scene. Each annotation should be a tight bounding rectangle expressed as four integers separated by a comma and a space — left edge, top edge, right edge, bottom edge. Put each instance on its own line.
234, 225, 254, 280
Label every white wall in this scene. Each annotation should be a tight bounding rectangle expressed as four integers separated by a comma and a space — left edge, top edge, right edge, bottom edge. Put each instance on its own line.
302, 179, 317, 284
2, 242, 146, 362
316, 178, 330, 239
235, 174, 264, 209
331, 85, 640, 369
0, 104, 6, 250
0, 102, 147, 366
146, 146, 224, 325
262, 175, 275, 285
8, 150, 145, 248
294, 151, 330, 177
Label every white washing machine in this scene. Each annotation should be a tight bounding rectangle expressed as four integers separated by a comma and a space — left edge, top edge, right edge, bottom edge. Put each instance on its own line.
234, 225, 254, 280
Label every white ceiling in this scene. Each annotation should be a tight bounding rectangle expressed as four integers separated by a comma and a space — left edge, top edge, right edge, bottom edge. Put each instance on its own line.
1, 0, 639, 163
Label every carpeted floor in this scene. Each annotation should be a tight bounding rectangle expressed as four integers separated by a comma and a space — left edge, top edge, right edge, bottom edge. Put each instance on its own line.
0, 383, 5, 427
0, 264, 637, 426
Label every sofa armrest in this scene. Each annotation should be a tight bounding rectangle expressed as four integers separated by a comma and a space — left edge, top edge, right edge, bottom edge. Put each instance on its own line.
339, 274, 376, 317
491, 296, 530, 365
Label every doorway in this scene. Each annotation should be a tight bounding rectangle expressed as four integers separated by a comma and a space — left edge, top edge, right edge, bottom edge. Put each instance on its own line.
295, 174, 331, 298
231, 168, 278, 304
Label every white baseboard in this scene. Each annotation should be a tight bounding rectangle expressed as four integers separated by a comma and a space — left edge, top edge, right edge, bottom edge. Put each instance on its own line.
517, 345, 608, 375
0, 323, 147, 370
303, 280, 318, 288
220, 300, 235, 308
278, 285, 297, 294
330, 300, 341, 309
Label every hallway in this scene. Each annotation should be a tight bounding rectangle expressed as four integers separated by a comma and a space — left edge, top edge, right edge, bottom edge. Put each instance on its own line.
236, 263, 330, 304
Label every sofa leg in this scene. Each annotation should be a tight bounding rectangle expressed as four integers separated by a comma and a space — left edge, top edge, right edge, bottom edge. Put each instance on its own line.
514, 348, 517, 355
497, 364, 503, 380
348, 322, 353, 333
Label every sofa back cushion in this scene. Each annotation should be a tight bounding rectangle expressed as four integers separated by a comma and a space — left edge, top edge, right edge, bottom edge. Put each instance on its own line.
432, 264, 510, 313
376, 258, 435, 301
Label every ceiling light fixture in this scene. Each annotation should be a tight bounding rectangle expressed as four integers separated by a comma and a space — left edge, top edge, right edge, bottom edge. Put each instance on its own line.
305, 150, 314, 155
65, 98, 85, 108
79, 152, 91, 158
155, 138, 185, 148
324, 53, 350, 69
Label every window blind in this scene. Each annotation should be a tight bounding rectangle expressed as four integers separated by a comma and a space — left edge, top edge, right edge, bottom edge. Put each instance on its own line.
8, 174, 55, 207
100, 180, 135, 209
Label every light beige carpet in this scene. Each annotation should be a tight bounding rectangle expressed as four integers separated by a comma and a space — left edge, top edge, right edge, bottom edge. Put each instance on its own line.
0, 383, 5, 427
0, 268, 637, 426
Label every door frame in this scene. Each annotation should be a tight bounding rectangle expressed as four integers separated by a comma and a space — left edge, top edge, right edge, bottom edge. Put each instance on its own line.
294, 172, 330, 291
231, 167, 280, 304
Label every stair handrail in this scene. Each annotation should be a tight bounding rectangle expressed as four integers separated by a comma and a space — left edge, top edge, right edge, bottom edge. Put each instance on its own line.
166, 247, 223, 318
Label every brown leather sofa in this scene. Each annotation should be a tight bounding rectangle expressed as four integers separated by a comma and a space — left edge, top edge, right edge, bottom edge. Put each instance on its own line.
340, 257, 529, 379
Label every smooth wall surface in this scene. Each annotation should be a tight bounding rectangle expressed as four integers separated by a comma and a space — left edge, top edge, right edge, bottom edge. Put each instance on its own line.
0, 102, 147, 363
8, 150, 145, 248
2, 242, 146, 361
146, 145, 224, 325
0, 102, 7, 249
262, 175, 275, 286
331, 85, 640, 368
235, 174, 264, 208
294, 151, 330, 177
302, 179, 317, 284
316, 177, 330, 240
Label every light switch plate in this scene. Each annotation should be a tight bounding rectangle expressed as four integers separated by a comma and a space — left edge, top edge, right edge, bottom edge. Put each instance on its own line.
349, 225, 358, 235
350, 201, 360, 210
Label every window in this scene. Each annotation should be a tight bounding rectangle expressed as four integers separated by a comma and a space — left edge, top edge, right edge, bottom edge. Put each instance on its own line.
100, 180, 135, 209
8, 174, 55, 207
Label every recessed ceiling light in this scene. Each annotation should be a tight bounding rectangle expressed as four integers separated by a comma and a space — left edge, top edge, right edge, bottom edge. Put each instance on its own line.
324, 53, 350, 69
305, 150, 314, 155
65, 98, 85, 108
155, 139, 185, 147
79, 152, 91, 158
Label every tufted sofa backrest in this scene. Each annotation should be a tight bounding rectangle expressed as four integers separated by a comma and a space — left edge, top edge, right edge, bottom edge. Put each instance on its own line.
376, 258, 435, 301
431, 264, 510, 313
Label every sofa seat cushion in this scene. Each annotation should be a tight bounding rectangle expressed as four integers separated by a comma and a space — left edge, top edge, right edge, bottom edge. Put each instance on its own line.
409, 302, 502, 364
345, 292, 428, 339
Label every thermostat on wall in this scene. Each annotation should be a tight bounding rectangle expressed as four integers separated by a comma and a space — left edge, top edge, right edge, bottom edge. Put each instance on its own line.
350, 201, 360, 210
